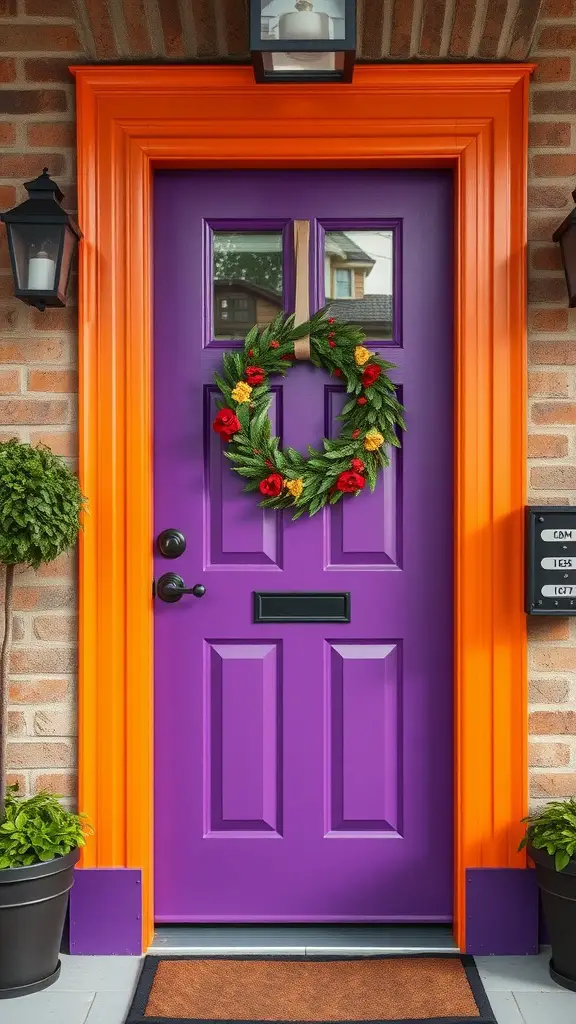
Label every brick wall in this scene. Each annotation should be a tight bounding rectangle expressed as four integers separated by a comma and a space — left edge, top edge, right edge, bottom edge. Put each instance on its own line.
528, 0, 576, 804
0, 2, 80, 801
2, 0, 576, 809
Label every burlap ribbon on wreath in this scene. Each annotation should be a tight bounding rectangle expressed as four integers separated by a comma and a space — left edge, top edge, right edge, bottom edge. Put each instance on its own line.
293, 219, 311, 361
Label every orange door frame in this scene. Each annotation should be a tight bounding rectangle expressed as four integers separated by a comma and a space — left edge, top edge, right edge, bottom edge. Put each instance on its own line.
73, 64, 532, 952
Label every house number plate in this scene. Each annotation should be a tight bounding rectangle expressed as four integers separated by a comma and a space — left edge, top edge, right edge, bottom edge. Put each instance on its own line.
526, 506, 576, 615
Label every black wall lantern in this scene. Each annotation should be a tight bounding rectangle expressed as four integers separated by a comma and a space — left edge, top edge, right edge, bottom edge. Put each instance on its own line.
553, 189, 576, 307
0, 168, 81, 311
250, 0, 355, 83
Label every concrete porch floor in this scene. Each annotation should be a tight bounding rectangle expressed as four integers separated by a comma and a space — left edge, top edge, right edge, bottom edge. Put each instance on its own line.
1, 950, 574, 1023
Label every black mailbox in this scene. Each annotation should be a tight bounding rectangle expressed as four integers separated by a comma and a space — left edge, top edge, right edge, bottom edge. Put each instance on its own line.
526, 506, 576, 615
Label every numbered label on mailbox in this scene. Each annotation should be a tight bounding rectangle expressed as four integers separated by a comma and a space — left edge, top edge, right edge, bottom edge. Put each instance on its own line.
526, 506, 576, 616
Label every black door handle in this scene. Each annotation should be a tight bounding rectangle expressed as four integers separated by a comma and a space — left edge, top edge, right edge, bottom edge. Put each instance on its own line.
156, 573, 206, 603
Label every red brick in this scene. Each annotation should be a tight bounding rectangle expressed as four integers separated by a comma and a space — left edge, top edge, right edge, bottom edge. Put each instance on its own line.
390, 0, 414, 58
529, 123, 571, 148
0, 58, 15, 82
528, 618, 571, 641
8, 741, 74, 769
83, 0, 118, 59
478, 0, 509, 58
531, 773, 576, 797
32, 772, 75, 796
530, 741, 571, 766
0, 398, 69, 425
0, 186, 16, 207
9, 679, 69, 704
8, 712, 25, 736
530, 677, 570, 702
0, 338, 66, 363
33, 615, 76, 642
527, 434, 569, 458
27, 370, 77, 393
0, 369, 20, 394
24, 59, 74, 84
158, 0, 185, 57
0, 0, 17, 13
530, 710, 576, 732
123, 0, 152, 55
0, 153, 65, 179
10, 648, 75, 675
529, 308, 569, 332
534, 57, 572, 82
537, 25, 576, 49
449, 0, 476, 57
529, 277, 568, 303
532, 402, 576, 425
528, 370, 570, 396
27, 123, 75, 148
541, 0, 575, 13
533, 91, 576, 114
25, 0, 75, 13
531, 246, 564, 271
533, 154, 576, 178
37, 551, 74, 578
531, 465, 576, 488
11, 586, 74, 611
530, 341, 576, 364
0, 91, 67, 115
29, 430, 76, 457
30, 306, 77, 332
0, 122, 15, 146
0, 25, 80, 52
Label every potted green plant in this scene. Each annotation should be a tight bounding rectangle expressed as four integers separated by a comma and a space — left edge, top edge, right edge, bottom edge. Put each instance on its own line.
0, 439, 88, 998
520, 799, 576, 991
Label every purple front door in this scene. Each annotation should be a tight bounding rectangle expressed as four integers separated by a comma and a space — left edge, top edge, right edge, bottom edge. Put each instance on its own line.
154, 170, 453, 923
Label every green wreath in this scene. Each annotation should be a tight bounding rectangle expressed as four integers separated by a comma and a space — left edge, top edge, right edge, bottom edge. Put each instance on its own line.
212, 310, 406, 519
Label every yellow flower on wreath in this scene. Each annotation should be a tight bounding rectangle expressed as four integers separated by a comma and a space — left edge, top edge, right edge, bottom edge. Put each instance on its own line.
363, 429, 385, 451
231, 380, 252, 404
285, 478, 304, 499
354, 345, 371, 366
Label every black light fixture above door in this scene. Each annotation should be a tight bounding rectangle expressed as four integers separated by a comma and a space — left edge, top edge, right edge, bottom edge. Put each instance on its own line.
0, 168, 81, 311
553, 189, 576, 307
250, 0, 356, 83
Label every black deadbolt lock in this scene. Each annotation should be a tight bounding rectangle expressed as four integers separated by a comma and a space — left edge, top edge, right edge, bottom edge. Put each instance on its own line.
157, 528, 186, 559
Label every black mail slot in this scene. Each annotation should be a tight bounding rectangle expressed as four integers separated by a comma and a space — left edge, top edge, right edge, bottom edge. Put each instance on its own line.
253, 591, 350, 623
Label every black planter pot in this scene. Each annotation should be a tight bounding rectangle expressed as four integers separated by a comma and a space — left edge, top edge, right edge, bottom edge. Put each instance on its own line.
530, 843, 576, 991
0, 847, 79, 998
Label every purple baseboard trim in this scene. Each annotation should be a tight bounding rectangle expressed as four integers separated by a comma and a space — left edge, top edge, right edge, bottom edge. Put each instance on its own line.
69, 868, 143, 955
466, 868, 539, 955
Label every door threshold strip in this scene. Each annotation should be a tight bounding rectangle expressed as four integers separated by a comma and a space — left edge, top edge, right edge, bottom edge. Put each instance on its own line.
150, 925, 458, 956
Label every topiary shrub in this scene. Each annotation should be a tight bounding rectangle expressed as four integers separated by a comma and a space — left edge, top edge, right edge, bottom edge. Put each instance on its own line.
0, 440, 85, 813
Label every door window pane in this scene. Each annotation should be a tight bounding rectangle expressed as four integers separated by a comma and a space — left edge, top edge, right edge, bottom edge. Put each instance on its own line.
213, 231, 283, 340
324, 230, 394, 340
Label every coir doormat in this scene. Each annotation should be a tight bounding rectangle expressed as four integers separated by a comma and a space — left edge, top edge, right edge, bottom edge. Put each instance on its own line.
125, 954, 496, 1024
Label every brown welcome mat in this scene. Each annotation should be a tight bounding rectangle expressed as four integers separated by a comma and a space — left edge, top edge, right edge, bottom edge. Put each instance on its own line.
125, 955, 496, 1024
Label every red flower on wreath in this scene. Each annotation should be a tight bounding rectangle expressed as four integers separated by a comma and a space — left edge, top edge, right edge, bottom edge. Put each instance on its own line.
248, 349, 254, 356
212, 408, 241, 441
259, 473, 284, 497
333, 369, 342, 377
337, 471, 366, 493
362, 364, 381, 387
245, 366, 266, 386
351, 458, 365, 473
280, 353, 295, 361
352, 428, 361, 439
329, 341, 336, 348
269, 340, 280, 348
328, 317, 336, 324
357, 397, 367, 406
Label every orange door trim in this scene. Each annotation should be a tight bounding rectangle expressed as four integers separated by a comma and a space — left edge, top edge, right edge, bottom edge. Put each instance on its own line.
72, 63, 532, 952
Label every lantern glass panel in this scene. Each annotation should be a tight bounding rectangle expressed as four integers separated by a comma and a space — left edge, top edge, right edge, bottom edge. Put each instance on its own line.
560, 223, 576, 307
259, 1, 346, 45
8, 222, 63, 292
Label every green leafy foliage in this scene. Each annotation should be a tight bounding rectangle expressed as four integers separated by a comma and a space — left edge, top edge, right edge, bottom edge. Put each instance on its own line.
214, 311, 406, 519
0, 787, 92, 869
519, 799, 576, 871
0, 439, 85, 568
